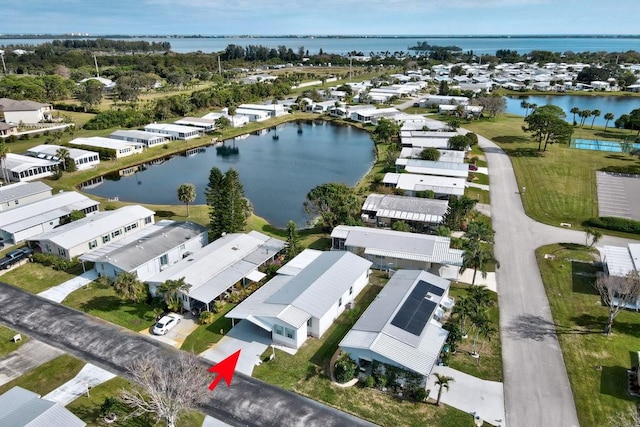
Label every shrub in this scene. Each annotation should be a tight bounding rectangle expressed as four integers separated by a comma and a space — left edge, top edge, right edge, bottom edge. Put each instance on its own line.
334, 353, 358, 383
584, 217, 640, 234
411, 387, 427, 402
365, 375, 375, 388
213, 300, 226, 313
32, 253, 79, 271
199, 311, 215, 325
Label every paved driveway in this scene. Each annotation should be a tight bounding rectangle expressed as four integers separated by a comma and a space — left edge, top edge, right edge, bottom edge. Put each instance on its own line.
200, 320, 271, 376
0, 339, 63, 386
43, 363, 116, 405
143, 313, 199, 348
0, 284, 375, 427
427, 366, 505, 426
38, 269, 98, 303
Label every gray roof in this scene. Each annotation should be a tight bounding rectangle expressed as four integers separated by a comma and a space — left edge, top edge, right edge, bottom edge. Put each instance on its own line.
0, 386, 85, 427
0, 181, 51, 204
339, 270, 450, 377
79, 220, 207, 271
399, 148, 465, 163
399, 159, 470, 178
0, 98, 51, 112
30, 205, 155, 249
362, 193, 448, 224
27, 144, 97, 161
148, 231, 285, 304
602, 244, 640, 277
228, 250, 372, 328
332, 225, 463, 266
110, 130, 168, 142
0, 191, 99, 234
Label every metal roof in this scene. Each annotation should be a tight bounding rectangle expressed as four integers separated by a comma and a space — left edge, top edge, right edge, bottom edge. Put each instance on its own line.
148, 231, 285, 304
228, 251, 372, 328
0, 98, 51, 112
5, 153, 58, 173
144, 123, 202, 133
399, 148, 465, 163
401, 137, 452, 149
361, 194, 447, 224
602, 245, 637, 277
332, 225, 463, 266
26, 144, 97, 161
631, 244, 640, 272
0, 386, 85, 427
0, 181, 51, 204
30, 205, 155, 249
401, 131, 458, 139
79, 220, 207, 272
339, 270, 450, 377
0, 192, 99, 234
401, 159, 470, 178
276, 249, 323, 276
110, 130, 168, 142
70, 137, 139, 150
383, 173, 466, 196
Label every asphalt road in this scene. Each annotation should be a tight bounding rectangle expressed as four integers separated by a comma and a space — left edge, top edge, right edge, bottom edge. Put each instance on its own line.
0, 284, 376, 427
476, 133, 637, 427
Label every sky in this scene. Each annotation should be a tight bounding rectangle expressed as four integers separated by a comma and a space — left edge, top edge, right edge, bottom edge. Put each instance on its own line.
2, 0, 639, 36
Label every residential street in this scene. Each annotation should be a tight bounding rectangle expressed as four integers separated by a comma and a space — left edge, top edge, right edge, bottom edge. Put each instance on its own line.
476, 133, 637, 427
0, 284, 375, 427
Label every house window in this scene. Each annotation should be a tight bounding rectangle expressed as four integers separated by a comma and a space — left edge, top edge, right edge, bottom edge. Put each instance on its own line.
58, 248, 66, 256
274, 325, 284, 336
285, 327, 294, 339
111, 229, 122, 238
160, 254, 169, 265
338, 297, 343, 307
102, 235, 110, 244
14, 200, 19, 205
307, 318, 312, 327
45, 244, 51, 253
349, 286, 353, 295
125, 223, 138, 232
88, 240, 98, 250
145, 216, 152, 224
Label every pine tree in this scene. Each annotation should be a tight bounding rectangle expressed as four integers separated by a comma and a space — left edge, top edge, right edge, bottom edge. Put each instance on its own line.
285, 220, 301, 261
206, 167, 249, 238
205, 167, 225, 238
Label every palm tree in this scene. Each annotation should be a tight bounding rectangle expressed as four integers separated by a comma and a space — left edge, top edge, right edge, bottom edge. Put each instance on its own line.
584, 227, 603, 248
469, 285, 496, 309
570, 107, 580, 124
464, 221, 494, 244
55, 147, 72, 171
590, 109, 601, 129
177, 183, 196, 217
604, 112, 615, 130
113, 272, 146, 303
452, 296, 474, 337
579, 109, 591, 127
158, 278, 191, 312
520, 100, 530, 118
460, 244, 500, 285
470, 311, 496, 360
434, 374, 454, 406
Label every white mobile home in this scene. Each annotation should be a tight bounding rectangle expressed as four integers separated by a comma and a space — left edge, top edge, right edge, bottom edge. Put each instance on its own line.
70, 137, 143, 159
27, 205, 155, 260
0, 181, 52, 212
201, 112, 249, 128
0, 98, 53, 123
340, 270, 452, 382
174, 117, 216, 132
383, 173, 466, 198
0, 191, 99, 244
396, 158, 470, 179
109, 130, 169, 148
144, 123, 203, 140
233, 108, 270, 122
146, 231, 285, 311
79, 220, 208, 280
226, 250, 372, 350
238, 103, 287, 118
361, 193, 448, 231
331, 225, 463, 276
399, 148, 466, 163
27, 144, 100, 170
5, 153, 58, 182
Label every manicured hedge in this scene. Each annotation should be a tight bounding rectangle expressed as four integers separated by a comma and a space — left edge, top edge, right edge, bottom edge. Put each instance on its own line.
584, 217, 640, 234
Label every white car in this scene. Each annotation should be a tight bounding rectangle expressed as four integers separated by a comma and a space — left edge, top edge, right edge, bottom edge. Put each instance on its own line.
152, 314, 181, 335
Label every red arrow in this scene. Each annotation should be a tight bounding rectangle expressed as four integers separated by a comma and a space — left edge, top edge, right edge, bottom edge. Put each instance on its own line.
208, 350, 241, 391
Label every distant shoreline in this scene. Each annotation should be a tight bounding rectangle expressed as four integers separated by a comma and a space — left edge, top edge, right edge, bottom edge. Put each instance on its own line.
2, 34, 640, 40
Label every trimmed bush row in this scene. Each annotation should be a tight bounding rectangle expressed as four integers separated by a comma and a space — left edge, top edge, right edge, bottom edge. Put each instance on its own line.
584, 217, 640, 234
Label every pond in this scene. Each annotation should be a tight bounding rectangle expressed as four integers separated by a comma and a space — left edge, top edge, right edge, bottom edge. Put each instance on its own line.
504, 95, 640, 127
81, 120, 375, 228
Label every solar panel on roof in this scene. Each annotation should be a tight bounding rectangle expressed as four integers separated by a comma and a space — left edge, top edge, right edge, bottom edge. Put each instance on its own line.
390, 280, 440, 336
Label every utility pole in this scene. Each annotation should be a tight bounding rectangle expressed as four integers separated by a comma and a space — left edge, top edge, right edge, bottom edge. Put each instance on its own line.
0, 51, 6, 74
218, 55, 222, 74
349, 56, 352, 82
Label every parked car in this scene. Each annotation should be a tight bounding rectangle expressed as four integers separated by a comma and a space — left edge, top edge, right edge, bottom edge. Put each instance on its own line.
469, 164, 479, 171
152, 313, 181, 335
0, 247, 32, 270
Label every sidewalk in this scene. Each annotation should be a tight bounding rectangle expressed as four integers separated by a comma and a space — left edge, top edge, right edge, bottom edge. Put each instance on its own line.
0, 340, 64, 386
466, 182, 490, 191
43, 363, 116, 405
427, 366, 505, 427
38, 269, 98, 303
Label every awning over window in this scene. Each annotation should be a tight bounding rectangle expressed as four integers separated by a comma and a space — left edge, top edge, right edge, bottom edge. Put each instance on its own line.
245, 270, 266, 283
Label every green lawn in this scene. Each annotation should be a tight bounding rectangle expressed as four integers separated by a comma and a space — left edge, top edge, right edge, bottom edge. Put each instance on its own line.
181, 303, 235, 354
63, 280, 163, 331
0, 354, 85, 396
0, 325, 27, 357
1, 263, 81, 294
464, 115, 640, 229
252, 274, 478, 427
465, 187, 490, 204
67, 376, 205, 427
536, 243, 640, 427
446, 285, 502, 382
